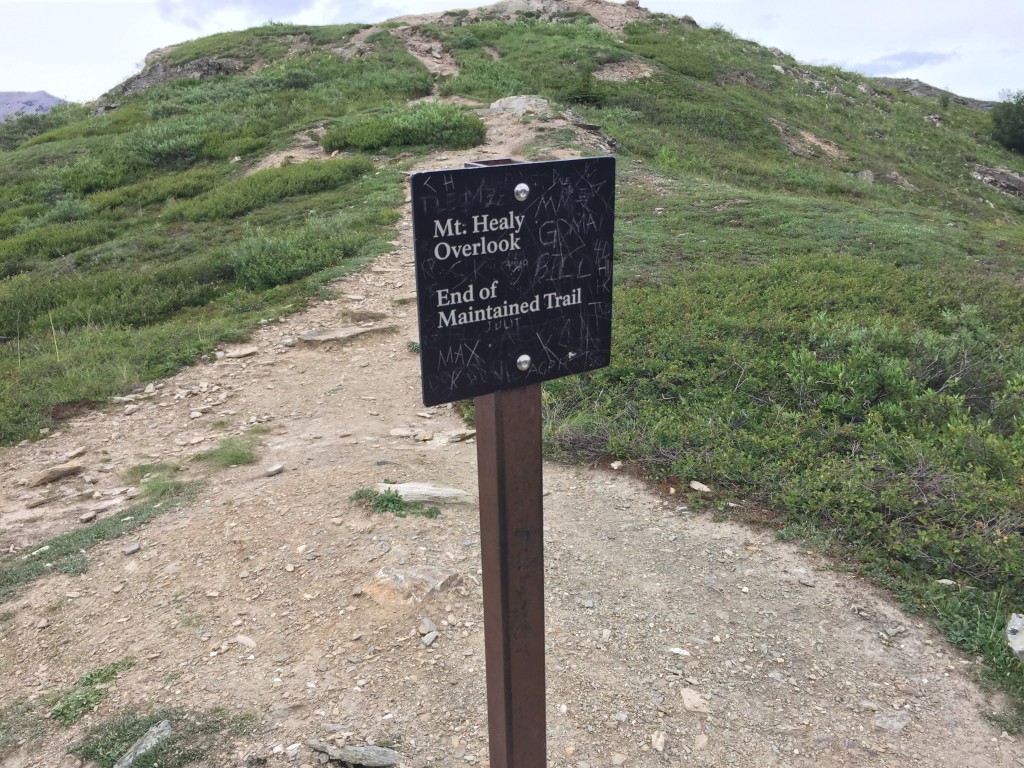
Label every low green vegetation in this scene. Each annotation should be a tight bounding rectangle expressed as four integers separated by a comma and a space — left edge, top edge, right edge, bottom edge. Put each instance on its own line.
193, 432, 262, 467
72, 707, 257, 768
50, 659, 135, 726
436, 15, 626, 101
88, 168, 221, 211
157, 23, 361, 67
1, 660, 134, 749
2, 698, 254, 766
122, 462, 179, 484
321, 101, 486, 152
0, 103, 91, 152
123, 462, 187, 500
350, 487, 441, 519
164, 156, 373, 221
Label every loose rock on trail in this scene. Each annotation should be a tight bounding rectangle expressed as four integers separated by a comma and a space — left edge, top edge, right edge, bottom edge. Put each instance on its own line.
0, 99, 1021, 768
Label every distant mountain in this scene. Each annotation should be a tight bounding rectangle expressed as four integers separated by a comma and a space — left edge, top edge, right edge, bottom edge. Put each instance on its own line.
0, 91, 65, 122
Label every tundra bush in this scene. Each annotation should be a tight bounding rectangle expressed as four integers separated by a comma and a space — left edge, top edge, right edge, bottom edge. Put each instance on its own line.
0, 221, 117, 277
165, 156, 372, 221
321, 102, 485, 152
88, 169, 221, 210
232, 215, 366, 289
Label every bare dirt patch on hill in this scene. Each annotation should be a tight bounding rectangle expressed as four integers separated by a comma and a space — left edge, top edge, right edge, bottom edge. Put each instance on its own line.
769, 117, 849, 161
0, 94, 1021, 768
246, 125, 329, 174
594, 58, 656, 83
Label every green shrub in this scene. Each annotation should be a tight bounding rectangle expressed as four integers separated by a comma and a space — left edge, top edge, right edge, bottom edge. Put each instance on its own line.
158, 22, 359, 66
72, 707, 257, 768
0, 204, 46, 237
59, 154, 140, 195
15, 196, 91, 231
439, 59, 531, 100
564, 64, 607, 106
544, 243, 1024, 695
321, 103, 486, 152
0, 103, 91, 151
623, 20, 718, 81
274, 69, 317, 90
0, 221, 117, 277
120, 117, 215, 168
232, 215, 367, 289
193, 432, 262, 467
165, 156, 372, 221
992, 90, 1024, 152
0, 253, 233, 336
88, 169, 221, 210
50, 659, 135, 726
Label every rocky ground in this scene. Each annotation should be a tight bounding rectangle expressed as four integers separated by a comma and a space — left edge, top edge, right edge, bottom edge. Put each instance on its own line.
2, 55, 1024, 768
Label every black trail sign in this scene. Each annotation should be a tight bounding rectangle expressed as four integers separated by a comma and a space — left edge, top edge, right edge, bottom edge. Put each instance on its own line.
410, 156, 615, 406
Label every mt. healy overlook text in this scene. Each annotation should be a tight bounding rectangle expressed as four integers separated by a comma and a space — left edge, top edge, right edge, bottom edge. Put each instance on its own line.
432, 212, 583, 329
410, 157, 615, 406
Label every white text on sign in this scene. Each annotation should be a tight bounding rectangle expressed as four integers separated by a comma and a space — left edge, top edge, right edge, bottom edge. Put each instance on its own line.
432, 212, 525, 260
436, 280, 583, 329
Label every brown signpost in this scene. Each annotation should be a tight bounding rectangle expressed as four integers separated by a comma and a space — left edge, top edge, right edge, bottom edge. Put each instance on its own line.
475, 383, 546, 768
410, 156, 615, 767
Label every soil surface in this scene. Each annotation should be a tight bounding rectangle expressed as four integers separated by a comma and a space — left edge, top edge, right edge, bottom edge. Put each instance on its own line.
593, 59, 656, 83
1, 84, 1023, 768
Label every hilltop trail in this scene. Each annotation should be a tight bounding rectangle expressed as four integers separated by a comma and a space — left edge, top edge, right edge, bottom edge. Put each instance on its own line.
1, 107, 1022, 768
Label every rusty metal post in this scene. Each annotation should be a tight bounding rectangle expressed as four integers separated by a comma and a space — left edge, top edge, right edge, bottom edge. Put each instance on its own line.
475, 383, 546, 768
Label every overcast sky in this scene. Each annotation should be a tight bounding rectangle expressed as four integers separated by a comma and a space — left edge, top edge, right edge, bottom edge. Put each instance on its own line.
2, 0, 1021, 104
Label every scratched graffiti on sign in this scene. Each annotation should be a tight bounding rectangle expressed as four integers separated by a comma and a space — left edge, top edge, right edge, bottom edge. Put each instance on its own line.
411, 157, 615, 406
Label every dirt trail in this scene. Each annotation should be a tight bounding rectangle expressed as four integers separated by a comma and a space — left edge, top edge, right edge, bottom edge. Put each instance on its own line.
0, 107, 1022, 768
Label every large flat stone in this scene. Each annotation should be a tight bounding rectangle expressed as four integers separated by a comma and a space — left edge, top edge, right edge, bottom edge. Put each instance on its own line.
29, 461, 84, 487
299, 325, 397, 348
1008, 614, 1024, 659
306, 740, 403, 766
374, 482, 474, 504
371, 565, 462, 601
224, 345, 258, 359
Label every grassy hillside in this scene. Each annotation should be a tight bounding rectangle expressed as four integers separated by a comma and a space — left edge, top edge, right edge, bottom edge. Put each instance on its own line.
0, 23, 485, 443
1, 8, 1023, 719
